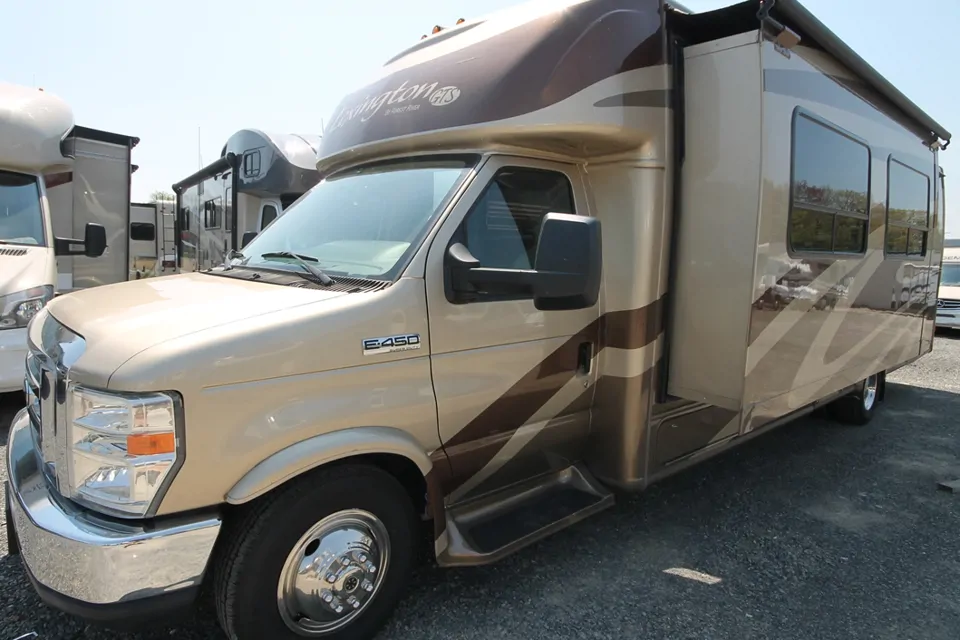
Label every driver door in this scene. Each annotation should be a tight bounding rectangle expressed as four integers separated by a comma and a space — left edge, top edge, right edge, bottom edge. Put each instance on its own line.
425, 155, 601, 504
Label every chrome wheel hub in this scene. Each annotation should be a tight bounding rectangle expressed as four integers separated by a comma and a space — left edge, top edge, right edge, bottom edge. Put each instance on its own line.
863, 374, 879, 411
277, 509, 390, 636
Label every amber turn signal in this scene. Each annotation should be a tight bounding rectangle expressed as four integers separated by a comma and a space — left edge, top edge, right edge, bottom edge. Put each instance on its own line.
127, 432, 176, 456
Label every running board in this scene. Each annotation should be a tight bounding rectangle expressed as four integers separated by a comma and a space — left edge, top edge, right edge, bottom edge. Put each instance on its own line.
437, 463, 614, 567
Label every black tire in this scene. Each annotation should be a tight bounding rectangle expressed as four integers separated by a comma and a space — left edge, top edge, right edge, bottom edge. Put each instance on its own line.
214, 463, 419, 640
829, 372, 882, 426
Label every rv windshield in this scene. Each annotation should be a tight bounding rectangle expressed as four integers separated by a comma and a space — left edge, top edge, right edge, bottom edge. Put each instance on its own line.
941, 264, 960, 287
0, 170, 44, 246
235, 156, 477, 280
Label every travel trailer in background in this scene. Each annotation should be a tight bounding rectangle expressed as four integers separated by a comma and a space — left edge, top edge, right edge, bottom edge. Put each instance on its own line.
130, 199, 177, 278
0, 83, 108, 393
5, 1, 951, 640
171, 129, 322, 272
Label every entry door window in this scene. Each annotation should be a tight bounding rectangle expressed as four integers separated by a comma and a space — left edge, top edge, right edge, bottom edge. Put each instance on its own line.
260, 203, 279, 230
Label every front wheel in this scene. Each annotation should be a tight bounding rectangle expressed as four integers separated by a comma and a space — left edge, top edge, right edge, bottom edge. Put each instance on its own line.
214, 464, 419, 640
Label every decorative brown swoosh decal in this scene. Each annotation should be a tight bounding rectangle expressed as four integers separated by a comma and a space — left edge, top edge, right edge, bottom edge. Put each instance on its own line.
440, 297, 665, 495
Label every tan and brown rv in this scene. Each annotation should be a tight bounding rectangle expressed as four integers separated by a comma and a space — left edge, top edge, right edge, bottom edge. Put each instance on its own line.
5, 1, 950, 639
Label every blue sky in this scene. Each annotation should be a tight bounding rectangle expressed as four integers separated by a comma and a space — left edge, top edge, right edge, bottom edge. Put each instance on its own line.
2, 0, 957, 234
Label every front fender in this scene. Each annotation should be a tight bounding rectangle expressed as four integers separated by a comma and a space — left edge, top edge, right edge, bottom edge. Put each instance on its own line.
225, 426, 434, 504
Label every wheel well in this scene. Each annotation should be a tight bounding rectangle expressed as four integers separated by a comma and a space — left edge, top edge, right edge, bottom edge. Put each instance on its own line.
333, 453, 428, 518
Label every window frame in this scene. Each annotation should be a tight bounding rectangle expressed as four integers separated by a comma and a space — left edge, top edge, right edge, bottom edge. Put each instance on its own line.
129, 221, 156, 243
242, 150, 262, 178
787, 107, 873, 259
445, 163, 581, 305
883, 154, 931, 259
203, 196, 222, 229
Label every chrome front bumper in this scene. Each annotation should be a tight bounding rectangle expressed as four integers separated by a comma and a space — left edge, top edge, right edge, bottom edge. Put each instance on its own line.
6, 408, 221, 607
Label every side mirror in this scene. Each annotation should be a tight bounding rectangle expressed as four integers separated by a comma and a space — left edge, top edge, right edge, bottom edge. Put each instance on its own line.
53, 223, 108, 258
447, 213, 601, 311
241, 231, 258, 249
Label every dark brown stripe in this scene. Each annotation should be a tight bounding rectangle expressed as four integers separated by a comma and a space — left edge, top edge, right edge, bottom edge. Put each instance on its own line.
594, 90, 672, 109
439, 297, 665, 496
443, 318, 602, 449
603, 298, 663, 350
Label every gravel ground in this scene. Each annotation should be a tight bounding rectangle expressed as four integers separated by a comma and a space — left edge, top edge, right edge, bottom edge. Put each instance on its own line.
1, 335, 959, 640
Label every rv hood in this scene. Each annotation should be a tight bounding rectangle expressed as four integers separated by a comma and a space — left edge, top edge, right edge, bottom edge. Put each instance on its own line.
42, 271, 348, 388
0, 245, 51, 296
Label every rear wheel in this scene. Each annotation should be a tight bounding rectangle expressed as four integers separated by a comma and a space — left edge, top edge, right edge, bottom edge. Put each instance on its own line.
214, 464, 419, 640
829, 372, 882, 426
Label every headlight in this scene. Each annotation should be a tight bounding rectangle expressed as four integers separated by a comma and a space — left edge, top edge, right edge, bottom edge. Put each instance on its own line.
0, 285, 54, 330
66, 384, 183, 518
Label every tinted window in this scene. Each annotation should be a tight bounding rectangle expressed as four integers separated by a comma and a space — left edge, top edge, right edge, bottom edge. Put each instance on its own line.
0, 170, 44, 246
204, 197, 222, 229
885, 158, 930, 257
789, 113, 870, 254
463, 167, 575, 270
261, 204, 278, 229
243, 150, 261, 177
130, 222, 156, 242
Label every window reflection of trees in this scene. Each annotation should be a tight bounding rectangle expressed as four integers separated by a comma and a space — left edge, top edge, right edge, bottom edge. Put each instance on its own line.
885, 158, 930, 257
788, 113, 870, 255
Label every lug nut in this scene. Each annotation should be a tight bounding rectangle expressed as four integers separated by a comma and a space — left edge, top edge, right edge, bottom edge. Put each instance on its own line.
322, 591, 333, 603
326, 572, 337, 583
358, 553, 367, 563
366, 562, 377, 574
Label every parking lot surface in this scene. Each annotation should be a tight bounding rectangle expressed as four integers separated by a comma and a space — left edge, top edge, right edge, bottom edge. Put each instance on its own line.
1, 335, 959, 640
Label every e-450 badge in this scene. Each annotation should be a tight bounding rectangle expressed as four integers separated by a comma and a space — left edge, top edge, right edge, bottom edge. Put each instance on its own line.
362, 333, 422, 356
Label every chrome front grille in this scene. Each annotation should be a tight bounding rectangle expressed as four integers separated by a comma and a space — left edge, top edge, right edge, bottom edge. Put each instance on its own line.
937, 298, 960, 311
23, 313, 86, 495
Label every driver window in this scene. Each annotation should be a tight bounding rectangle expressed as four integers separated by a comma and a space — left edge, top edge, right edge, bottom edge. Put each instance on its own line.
463, 167, 575, 270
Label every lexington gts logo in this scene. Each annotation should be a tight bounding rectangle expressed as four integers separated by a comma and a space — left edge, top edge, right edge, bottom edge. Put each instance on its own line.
328, 80, 461, 131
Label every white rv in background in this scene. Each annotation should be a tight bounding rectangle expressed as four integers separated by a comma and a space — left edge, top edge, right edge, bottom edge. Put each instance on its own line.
171, 129, 322, 272
0, 83, 108, 393
936, 241, 960, 329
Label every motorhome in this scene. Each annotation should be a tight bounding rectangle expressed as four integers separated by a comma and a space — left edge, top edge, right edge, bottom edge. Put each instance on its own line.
0, 83, 108, 394
171, 129, 322, 272
5, 1, 949, 639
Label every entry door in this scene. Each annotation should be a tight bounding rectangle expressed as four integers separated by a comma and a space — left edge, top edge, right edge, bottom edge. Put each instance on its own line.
425, 155, 600, 503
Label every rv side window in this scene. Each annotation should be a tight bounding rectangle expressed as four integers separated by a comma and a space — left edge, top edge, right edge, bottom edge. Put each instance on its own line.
884, 157, 930, 257
243, 150, 262, 178
225, 186, 233, 233
204, 197, 222, 229
788, 112, 870, 255
461, 167, 575, 272
130, 222, 156, 242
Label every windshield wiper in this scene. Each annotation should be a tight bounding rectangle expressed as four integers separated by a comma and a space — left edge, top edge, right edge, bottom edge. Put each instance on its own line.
259, 251, 335, 286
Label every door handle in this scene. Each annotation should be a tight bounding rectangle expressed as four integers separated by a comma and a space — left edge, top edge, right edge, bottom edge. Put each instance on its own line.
577, 341, 593, 376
